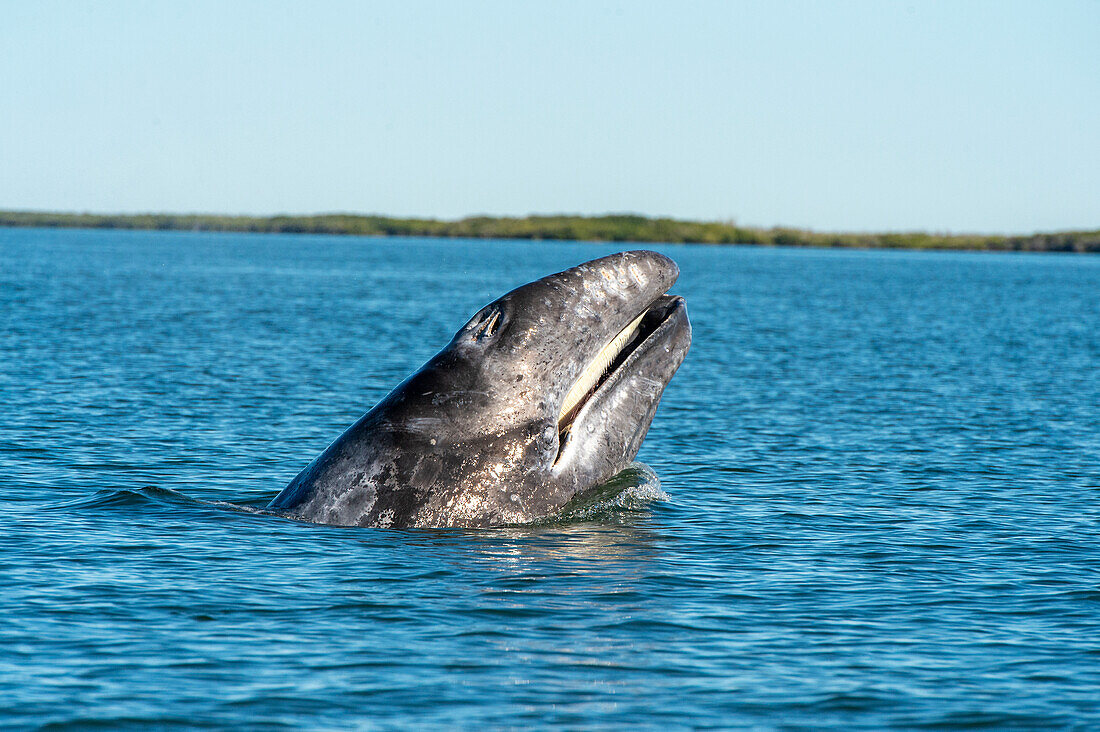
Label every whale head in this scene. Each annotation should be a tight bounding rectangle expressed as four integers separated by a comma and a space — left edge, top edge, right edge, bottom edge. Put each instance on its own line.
269, 250, 691, 527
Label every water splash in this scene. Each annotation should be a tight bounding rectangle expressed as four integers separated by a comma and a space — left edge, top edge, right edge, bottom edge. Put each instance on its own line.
551, 463, 669, 523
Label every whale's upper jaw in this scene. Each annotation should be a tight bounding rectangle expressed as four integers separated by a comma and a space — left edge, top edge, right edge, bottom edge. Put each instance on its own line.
438, 248, 691, 489
419, 249, 684, 430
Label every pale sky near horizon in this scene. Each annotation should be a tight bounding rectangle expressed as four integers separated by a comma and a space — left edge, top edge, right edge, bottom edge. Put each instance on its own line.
1, 1, 1097, 233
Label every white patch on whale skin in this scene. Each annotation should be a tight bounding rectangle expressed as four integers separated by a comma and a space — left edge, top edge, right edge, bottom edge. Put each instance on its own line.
307, 476, 378, 527
402, 416, 447, 432
451, 491, 487, 523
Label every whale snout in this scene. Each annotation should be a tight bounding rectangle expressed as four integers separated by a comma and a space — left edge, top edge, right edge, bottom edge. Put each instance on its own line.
580, 249, 679, 304
622, 249, 679, 288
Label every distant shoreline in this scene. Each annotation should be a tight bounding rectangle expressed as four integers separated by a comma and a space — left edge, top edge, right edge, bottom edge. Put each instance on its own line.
2, 210, 1097, 253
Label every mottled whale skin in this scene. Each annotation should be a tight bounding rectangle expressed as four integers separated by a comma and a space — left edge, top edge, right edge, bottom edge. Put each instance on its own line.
268, 250, 691, 528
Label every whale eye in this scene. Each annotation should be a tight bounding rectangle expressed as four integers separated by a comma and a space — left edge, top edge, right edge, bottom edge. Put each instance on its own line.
468, 307, 502, 342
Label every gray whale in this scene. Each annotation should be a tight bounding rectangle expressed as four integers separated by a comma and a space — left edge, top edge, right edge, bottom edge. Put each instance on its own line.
268, 250, 691, 527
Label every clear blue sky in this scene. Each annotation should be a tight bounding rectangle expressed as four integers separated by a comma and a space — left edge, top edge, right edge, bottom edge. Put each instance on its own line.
1, 0, 1096, 232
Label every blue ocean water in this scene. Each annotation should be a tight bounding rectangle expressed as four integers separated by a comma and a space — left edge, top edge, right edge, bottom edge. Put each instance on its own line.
2, 227, 1099, 730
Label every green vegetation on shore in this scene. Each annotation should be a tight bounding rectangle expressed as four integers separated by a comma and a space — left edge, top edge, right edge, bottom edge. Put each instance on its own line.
1, 210, 1097, 252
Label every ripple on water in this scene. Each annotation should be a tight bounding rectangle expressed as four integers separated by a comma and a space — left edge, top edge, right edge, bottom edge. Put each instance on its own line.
2, 231, 1099, 729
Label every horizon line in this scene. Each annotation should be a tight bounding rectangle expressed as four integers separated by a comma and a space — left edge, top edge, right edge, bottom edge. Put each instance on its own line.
3, 207, 1097, 239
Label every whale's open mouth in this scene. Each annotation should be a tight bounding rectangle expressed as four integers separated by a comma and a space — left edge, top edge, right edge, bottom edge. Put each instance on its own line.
556, 294, 684, 452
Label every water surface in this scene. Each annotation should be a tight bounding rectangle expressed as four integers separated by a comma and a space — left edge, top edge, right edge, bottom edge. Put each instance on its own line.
3, 228, 1099, 729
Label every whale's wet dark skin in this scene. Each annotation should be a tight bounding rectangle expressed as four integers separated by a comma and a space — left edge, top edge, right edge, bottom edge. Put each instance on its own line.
268, 250, 691, 527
